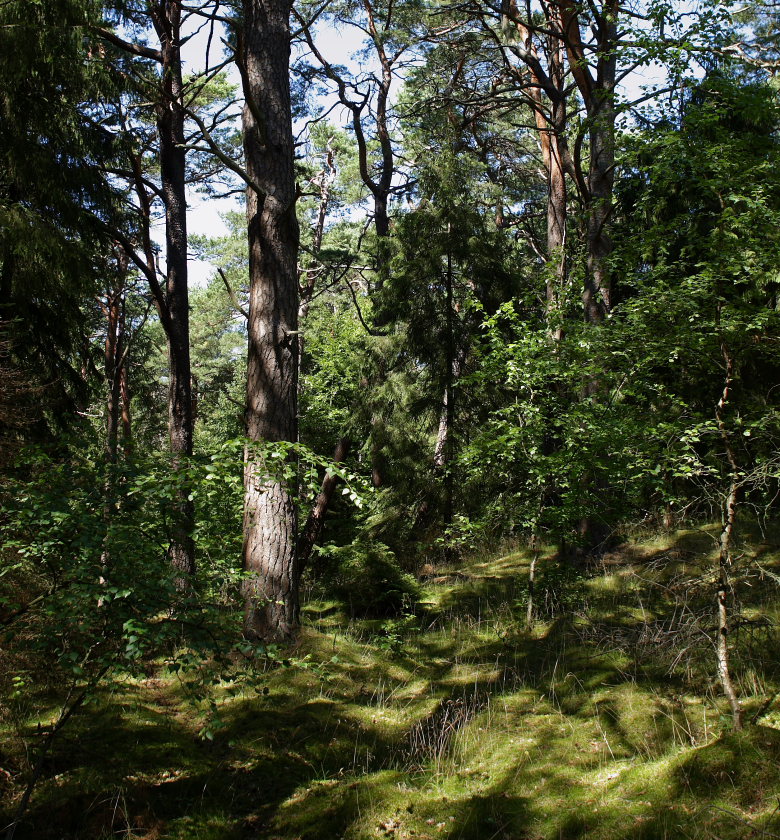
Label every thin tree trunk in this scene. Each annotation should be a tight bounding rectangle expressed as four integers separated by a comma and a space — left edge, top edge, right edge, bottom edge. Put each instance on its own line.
299, 140, 336, 392
298, 438, 350, 572
119, 296, 132, 455
95, 9, 195, 579
717, 490, 743, 730
370, 410, 386, 488
103, 285, 122, 468
511, 8, 568, 326
153, 0, 195, 582
240, 0, 300, 642
558, 0, 617, 322
527, 534, 539, 628
431, 354, 466, 549
582, 89, 615, 324
441, 236, 455, 537
3, 671, 108, 840
715, 339, 743, 729
99, 255, 128, 593
432, 391, 451, 473
362, 0, 393, 238
546, 67, 567, 332
294, 16, 393, 241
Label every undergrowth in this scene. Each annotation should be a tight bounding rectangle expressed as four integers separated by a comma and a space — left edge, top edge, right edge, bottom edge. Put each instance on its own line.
2, 526, 780, 839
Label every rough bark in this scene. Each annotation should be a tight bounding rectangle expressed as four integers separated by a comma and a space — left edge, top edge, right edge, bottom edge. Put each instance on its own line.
152, 0, 195, 581
510, 7, 568, 324
559, 0, 617, 322
241, 0, 300, 642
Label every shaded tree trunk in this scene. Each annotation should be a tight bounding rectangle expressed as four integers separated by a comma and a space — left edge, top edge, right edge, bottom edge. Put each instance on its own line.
99, 252, 129, 594
240, 0, 300, 642
120, 353, 132, 455
431, 238, 469, 548
103, 282, 122, 468
152, 0, 195, 581
526, 533, 540, 628
558, 0, 617, 323
715, 339, 743, 729
95, 7, 195, 580
298, 437, 350, 572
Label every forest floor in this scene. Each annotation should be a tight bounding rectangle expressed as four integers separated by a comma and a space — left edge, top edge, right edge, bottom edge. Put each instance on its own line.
3, 526, 780, 839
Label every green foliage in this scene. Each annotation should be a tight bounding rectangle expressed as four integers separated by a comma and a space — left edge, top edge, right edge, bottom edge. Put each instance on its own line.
0, 0, 129, 421
450, 73, 780, 548
316, 538, 420, 616
299, 293, 372, 453
1, 445, 242, 674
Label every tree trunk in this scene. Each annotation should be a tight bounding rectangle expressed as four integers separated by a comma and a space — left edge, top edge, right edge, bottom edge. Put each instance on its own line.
582, 87, 615, 324
545, 75, 567, 332
96, 6, 195, 579
526, 534, 539, 628
441, 238, 455, 538
562, 0, 617, 323
298, 438, 350, 571
152, 0, 195, 581
99, 255, 128, 596
511, 8, 568, 326
103, 284, 122, 468
714, 339, 743, 729
717, 484, 743, 730
241, 0, 300, 642
119, 296, 132, 456
431, 351, 466, 551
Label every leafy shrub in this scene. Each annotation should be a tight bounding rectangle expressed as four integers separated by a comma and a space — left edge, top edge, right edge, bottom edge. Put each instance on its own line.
317, 538, 420, 617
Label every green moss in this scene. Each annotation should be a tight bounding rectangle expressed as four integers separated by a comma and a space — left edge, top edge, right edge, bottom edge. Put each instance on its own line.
4, 532, 780, 839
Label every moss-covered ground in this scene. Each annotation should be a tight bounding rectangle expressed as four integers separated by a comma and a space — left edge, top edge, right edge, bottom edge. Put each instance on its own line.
3, 527, 780, 839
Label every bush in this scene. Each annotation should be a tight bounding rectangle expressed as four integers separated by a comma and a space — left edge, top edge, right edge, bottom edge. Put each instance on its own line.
318, 538, 420, 617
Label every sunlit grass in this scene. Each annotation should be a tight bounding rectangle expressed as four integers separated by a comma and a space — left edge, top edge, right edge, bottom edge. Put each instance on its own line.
2, 526, 780, 838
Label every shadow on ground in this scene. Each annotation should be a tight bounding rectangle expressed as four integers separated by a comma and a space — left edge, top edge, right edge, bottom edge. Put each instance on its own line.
5, 527, 780, 839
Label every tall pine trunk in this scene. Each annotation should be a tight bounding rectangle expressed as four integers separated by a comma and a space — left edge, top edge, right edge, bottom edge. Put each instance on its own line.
558, 0, 617, 323
240, 0, 300, 642
153, 0, 195, 581
557, 0, 618, 556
